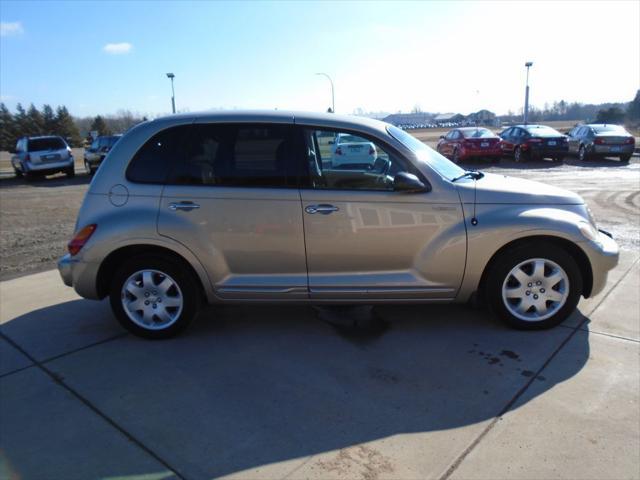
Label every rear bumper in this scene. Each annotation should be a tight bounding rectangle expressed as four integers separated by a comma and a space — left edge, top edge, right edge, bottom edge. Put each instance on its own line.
57, 253, 101, 299
592, 145, 634, 156
460, 147, 502, 158
527, 145, 569, 157
16, 158, 74, 173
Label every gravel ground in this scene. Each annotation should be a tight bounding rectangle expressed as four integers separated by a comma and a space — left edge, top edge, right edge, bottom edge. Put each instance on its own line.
0, 154, 638, 281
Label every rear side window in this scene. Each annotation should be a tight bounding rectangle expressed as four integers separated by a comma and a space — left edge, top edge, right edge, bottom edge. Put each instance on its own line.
127, 126, 188, 184
166, 123, 293, 188
28, 137, 66, 151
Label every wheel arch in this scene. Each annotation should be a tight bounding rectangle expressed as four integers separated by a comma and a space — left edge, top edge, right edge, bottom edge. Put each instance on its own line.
477, 235, 593, 300
96, 244, 210, 302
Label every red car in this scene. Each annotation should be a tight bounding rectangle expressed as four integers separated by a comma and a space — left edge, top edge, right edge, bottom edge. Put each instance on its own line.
436, 127, 502, 163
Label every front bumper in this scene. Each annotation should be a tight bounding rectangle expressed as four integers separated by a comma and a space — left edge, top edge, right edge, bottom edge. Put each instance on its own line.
584, 230, 620, 297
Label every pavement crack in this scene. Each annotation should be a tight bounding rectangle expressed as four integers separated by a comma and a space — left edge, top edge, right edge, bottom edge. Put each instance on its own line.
0, 330, 188, 480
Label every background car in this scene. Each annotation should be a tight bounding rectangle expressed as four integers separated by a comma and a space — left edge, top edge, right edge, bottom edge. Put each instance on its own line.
84, 135, 122, 174
499, 125, 568, 162
436, 127, 502, 163
11, 135, 75, 179
330, 133, 377, 168
566, 124, 635, 163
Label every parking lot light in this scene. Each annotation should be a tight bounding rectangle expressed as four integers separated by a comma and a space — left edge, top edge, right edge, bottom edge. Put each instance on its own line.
315, 72, 335, 113
524, 62, 533, 125
166, 73, 176, 114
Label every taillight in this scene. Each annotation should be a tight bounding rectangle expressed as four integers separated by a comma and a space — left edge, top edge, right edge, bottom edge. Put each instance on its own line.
335, 147, 343, 155
68, 224, 97, 256
594, 138, 605, 145
625, 137, 635, 145
368, 146, 375, 155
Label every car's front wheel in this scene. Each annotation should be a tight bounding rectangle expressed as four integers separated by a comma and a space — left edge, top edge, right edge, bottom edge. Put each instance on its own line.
578, 145, 590, 162
110, 255, 201, 339
84, 160, 94, 175
514, 146, 524, 162
65, 166, 75, 178
620, 154, 631, 163
485, 243, 582, 329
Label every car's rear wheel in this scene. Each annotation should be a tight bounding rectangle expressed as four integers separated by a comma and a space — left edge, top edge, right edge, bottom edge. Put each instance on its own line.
453, 148, 460, 163
578, 145, 589, 162
514, 146, 524, 162
110, 255, 201, 339
65, 166, 75, 178
620, 154, 631, 163
13, 168, 22, 178
84, 160, 93, 175
485, 243, 582, 329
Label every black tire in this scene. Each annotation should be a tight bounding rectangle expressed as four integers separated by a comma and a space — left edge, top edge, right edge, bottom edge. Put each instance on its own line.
13, 168, 23, 178
484, 242, 582, 330
66, 166, 75, 178
553, 155, 564, 163
109, 255, 202, 339
620, 154, 631, 163
578, 145, 589, 162
514, 146, 524, 162
84, 160, 93, 175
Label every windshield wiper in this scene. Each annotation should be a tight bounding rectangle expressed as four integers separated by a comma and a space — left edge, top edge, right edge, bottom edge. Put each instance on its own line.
451, 170, 484, 182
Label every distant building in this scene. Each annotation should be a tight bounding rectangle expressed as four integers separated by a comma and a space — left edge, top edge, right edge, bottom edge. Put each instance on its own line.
382, 112, 434, 126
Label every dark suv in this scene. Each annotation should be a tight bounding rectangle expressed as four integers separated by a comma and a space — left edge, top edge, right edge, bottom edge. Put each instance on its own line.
84, 135, 121, 174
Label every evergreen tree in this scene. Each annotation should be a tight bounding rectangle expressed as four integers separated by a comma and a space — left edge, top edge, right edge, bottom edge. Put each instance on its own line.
42, 104, 56, 134
90, 115, 111, 136
13, 103, 28, 138
627, 89, 640, 122
0, 103, 16, 151
26, 103, 45, 136
54, 105, 81, 146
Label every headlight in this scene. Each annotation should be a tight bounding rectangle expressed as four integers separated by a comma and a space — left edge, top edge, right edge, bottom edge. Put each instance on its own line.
586, 206, 597, 227
579, 221, 600, 243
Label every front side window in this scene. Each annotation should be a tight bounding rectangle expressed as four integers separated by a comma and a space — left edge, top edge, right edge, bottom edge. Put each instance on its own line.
302, 128, 413, 191
166, 124, 293, 188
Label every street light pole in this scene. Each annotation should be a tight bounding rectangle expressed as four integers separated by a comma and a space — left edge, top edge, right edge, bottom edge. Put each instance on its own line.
523, 62, 533, 125
315, 72, 335, 113
166, 73, 176, 114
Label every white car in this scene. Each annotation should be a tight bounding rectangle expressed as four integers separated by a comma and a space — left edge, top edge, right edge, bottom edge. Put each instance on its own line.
331, 133, 377, 168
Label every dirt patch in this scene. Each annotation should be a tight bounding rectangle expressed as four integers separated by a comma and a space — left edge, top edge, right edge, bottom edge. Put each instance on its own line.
315, 445, 394, 480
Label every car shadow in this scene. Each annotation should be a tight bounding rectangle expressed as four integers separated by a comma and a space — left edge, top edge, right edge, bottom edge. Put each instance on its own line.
0, 298, 591, 479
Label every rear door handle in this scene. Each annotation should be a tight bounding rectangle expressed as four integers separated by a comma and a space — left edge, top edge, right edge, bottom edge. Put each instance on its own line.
305, 204, 339, 215
169, 201, 200, 212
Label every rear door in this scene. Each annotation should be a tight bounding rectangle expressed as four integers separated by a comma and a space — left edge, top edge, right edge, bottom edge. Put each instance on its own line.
297, 126, 466, 300
158, 121, 308, 299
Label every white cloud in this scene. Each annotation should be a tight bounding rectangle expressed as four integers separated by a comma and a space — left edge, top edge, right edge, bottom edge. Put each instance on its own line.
0, 22, 24, 37
103, 42, 133, 55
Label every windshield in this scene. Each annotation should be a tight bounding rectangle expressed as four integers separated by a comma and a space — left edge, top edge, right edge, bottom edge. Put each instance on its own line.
387, 125, 465, 180
462, 128, 494, 138
28, 137, 66, 151
592, 125, 626, 134
525, 126, 562, 137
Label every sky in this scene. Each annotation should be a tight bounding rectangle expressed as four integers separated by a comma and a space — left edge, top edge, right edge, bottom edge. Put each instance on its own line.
1, 0, 639, 118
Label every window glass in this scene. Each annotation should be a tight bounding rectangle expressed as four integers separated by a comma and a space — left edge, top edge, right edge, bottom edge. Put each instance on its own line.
445, 131, 455, 140
127, 126, 187, 184
500, 128, 512, 138
303, 128, 410, 191
525, 125, 562, 137
461, 128, 494, 138
28, 137, 66, 151
592, 125, 626, 134
387, 125, 464, 181
166, 124, 292, 187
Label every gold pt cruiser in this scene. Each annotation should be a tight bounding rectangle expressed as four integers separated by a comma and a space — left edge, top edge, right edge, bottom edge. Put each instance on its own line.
58, 111, 619, 338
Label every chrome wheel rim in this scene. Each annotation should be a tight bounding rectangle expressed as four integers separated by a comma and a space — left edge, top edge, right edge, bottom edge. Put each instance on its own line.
121, 269, 183, 330
501, 258, 569, 322
579, 146, 585, 161
514, 147, 521, 162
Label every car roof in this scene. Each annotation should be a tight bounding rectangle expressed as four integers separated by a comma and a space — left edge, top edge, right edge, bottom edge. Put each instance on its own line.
458, 127, 491, 131
586, 123, 625, 128
149, 109, 391, 133
25, 135, 64, 140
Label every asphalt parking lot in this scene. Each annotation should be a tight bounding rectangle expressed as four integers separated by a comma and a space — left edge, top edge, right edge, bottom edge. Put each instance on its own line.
0, 154, 639, 479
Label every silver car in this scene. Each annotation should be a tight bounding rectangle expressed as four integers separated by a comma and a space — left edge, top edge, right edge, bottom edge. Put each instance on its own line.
566, 124, 635, 162
12, 136, 75, 179
58, 111, 619, 339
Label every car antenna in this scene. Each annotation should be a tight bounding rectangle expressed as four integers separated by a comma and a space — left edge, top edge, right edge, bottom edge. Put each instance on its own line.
471, 178, 479, 226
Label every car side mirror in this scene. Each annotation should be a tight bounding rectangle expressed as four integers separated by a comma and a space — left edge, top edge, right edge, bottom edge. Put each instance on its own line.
439, 135, 445, 139
393, 172, 429, 193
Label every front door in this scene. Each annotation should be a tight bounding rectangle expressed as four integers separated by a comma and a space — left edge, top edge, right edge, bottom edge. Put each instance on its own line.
157, 122, 308, 299
297, 127, 466, 300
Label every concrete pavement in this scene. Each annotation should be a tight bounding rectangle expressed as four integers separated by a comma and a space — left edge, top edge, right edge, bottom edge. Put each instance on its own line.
0, 252, 638, 480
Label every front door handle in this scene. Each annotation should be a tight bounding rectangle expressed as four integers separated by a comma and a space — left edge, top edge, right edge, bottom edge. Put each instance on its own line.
169, 201, 200, 212
305, 204, 339, 215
